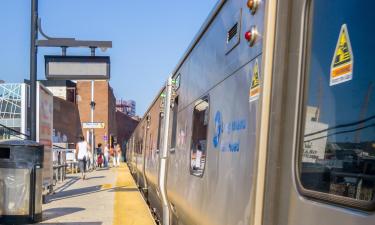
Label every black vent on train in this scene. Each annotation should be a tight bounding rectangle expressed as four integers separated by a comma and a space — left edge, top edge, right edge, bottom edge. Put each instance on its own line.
227, 23, 238, 43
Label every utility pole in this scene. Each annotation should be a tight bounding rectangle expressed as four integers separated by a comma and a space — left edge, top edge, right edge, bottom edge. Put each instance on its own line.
30, 0, 38, 141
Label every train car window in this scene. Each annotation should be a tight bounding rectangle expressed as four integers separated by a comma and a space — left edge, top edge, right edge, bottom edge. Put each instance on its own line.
170, 96, 179, 148
157, 112, 163, 150
190, 96, 209, 177
174, 74, 181, 90
297, 0, 375, 209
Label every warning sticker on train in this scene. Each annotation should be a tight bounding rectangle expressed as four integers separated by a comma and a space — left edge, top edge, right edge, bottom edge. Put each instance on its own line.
249, 59, 260, 102
330, 24, 354, 86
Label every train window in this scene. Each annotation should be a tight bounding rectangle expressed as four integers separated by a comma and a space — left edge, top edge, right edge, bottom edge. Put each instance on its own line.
190, 96, 209, 177
170, 96, 179, 149
297, 0, 375, 209
173, 74, 181, 90
157, 112, 163, 150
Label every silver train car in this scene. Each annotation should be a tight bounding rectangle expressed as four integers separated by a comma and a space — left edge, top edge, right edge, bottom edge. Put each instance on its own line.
127, 0, 375, 224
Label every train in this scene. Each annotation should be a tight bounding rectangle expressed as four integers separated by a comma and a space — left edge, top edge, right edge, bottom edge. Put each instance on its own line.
126, 0, 375, 224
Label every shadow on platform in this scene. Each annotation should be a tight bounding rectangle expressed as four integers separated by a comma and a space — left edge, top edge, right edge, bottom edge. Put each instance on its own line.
53, 177, 80, 193
85, 176, 105, 180
48, 185, 138, 202
41, 207, 85, 221
95, 168, 110, 171
109, 187, 139, 192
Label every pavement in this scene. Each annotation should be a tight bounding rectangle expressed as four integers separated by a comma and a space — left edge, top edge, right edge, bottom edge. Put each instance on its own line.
35, 164, 156, 225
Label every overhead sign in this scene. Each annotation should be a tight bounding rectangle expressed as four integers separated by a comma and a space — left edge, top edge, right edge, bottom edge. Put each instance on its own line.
82, 122, 105, 129
45, 56, 110, 80
330, 24, 354, 86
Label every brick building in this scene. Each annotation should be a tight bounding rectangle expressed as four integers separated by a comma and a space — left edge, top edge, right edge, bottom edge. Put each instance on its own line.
53, 96, 82, 143
40, 80, 81, 143
76, 80, 117, 147
39, 79, 139, 148
116, 111, 139, 146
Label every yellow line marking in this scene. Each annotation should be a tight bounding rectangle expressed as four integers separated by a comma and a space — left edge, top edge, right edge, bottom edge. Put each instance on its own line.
113, 164, 155, 225
101, 183, 113, 190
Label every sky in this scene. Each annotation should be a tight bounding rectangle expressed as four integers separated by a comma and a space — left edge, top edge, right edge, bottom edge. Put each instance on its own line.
0, 0, 218, 115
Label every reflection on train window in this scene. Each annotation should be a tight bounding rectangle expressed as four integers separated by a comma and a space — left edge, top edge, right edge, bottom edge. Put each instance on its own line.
157, 113, 163, 150
170, 96, 179, 148
190, 96, 209, 177
136, 141, 143, 154
299, 0, 375, 206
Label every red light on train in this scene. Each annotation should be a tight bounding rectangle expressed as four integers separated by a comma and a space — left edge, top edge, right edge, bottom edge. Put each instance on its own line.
245, 31, 252, 41
245, 26, 257, 46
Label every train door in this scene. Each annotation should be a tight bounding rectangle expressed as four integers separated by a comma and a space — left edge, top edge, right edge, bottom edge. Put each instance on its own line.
141, 115, 151, 191
262, 0, 375, 225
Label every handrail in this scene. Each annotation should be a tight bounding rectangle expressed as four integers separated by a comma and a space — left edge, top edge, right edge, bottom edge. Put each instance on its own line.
0, 123, 30, 140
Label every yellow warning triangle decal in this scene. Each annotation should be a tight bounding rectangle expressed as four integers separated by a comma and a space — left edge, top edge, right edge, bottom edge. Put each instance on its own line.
332, 24, 353, 68
251, 60, 260, 89
330, 24, 354, 86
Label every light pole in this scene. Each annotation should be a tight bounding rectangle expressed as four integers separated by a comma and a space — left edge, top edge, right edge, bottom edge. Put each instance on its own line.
29, 0, 112, 143
90, 47, 96, 168
30, 0, 38, 141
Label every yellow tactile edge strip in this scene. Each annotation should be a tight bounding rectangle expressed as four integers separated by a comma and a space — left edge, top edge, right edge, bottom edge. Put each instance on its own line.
112, 164, 156, 225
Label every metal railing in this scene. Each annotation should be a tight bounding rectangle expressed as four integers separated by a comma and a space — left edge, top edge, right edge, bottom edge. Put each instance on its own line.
0, 124, 29, 140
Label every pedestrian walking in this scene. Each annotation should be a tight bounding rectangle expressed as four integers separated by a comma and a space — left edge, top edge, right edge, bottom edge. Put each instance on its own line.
104, 144, 109, 168
115, 143, 122, 167
76, 135, 90, 180
97, 143, 103, 168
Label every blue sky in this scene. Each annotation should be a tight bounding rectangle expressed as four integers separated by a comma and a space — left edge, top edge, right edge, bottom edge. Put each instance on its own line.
0, 0, 217, 115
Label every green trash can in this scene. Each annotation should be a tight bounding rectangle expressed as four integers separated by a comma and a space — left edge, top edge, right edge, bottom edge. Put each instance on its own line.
0, 140, 44, 224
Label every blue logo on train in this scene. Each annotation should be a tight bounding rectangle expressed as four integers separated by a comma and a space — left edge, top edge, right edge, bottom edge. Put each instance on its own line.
213, 111, 223, 148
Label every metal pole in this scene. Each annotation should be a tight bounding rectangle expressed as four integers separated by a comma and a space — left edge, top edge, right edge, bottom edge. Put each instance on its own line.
62, 47, 67, 56
91, 80, 94, 123
90, 47, 95, 168
30, 0, 38, 141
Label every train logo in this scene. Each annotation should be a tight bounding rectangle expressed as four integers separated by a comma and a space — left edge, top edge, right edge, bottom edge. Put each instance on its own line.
213, 110, 223, 148
212, 110, 246, 152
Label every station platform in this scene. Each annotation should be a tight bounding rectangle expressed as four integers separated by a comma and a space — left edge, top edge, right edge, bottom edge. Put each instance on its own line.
36, 164, 156, 225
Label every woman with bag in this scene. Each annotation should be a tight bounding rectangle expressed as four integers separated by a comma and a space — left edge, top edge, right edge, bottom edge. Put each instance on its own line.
76, 135, 90, 180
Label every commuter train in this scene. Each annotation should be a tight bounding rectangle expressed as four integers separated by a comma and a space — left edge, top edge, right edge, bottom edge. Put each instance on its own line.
127, 0, 375, 224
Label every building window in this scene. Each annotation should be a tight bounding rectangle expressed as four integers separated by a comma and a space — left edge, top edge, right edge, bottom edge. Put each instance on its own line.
170, 96, 179, 149
297, 0, 375, 210
190, 96, 209, 177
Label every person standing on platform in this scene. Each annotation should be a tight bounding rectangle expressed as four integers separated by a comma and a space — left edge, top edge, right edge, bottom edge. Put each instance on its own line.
104, 144, 110, 168
112, 144, 118, 167
115, 143, 122, 167
97, 143, 103, 168
76, 136, 90, 180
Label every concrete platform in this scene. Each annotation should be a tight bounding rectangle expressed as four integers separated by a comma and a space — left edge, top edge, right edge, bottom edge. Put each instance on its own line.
35, 164, 155, 225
